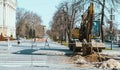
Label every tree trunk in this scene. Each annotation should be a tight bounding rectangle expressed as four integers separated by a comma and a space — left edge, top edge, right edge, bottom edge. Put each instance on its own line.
100, 0, 105, 42
67, 29, 73, 50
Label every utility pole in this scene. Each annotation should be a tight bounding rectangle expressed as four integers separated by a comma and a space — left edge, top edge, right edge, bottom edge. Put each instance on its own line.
109, 8, 115, 50
31, 21, 34, 66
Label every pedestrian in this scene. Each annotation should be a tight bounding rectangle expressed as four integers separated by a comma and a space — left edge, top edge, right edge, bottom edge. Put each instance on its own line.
44, 38, 50, 48
17, 40, 20, 45
17, 37, 20, 45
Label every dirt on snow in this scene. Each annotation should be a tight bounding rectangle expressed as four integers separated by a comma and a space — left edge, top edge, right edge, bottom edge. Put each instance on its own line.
67, 52, 120, 69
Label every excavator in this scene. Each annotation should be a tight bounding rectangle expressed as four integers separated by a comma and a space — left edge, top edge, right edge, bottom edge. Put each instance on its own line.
70, 2, 105, 55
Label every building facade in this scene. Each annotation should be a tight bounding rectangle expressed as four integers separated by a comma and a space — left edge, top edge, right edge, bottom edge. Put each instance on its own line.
0, 0, 16, 38
34, 25, 45, 38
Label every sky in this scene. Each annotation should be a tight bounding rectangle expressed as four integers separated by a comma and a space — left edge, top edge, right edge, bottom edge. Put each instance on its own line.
17, 0, 120, 30
17, 0, 62, 29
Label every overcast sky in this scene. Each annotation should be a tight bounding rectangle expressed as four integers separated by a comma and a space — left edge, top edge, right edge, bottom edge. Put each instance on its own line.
17, 0, 62, 29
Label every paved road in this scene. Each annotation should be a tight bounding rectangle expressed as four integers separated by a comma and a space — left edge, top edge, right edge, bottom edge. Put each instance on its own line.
0, 38, 120, 70
105, 42, 120, 49
102, 42, 120, 55
0, 39, 103, 70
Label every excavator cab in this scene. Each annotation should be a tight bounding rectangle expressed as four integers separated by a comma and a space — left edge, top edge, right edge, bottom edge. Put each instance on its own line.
91, 20, 100, 37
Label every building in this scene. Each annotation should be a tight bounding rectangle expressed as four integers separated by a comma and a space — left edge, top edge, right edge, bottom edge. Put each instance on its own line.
0, 0, 16, 38
34, 25, 45, 38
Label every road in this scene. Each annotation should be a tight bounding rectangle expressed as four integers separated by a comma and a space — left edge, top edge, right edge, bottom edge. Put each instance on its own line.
0, 38, 119, 70
105, 42, 120, 49
0, 38, 101, 70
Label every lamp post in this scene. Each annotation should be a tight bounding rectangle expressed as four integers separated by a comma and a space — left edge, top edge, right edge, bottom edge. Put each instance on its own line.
31, 21, 35, 46
110, 31, 113, 50
109, 8, 115, 50
31, 21, 35, 66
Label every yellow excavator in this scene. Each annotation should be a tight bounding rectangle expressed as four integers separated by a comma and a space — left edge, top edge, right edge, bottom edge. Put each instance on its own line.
70, 3, 105, 55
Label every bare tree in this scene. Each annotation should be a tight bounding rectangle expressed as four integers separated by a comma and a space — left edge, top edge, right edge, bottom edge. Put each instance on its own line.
49, 0, 120, 45
16, 8, 42, 38
49, 0, 82, 46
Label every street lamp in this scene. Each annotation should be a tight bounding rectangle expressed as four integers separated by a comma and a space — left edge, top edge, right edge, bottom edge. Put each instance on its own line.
110, 30, 113, 50
31, 21, 35, 45
109, 8, 115, 50
31, 21, 35, 66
